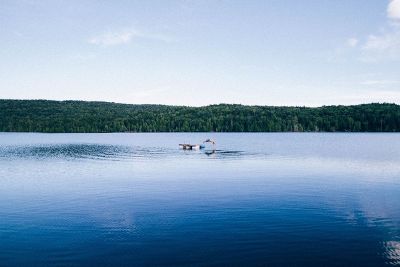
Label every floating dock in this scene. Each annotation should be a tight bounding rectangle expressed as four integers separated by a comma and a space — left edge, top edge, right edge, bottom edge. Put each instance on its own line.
179, 139, 216, 150
179, 144, 204, 150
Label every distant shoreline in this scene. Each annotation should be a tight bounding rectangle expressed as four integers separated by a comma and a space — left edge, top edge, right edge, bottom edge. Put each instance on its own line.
1, 99, 399, 133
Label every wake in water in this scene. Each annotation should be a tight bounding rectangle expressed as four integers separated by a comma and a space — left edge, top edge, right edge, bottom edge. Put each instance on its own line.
0, 143, 253, 161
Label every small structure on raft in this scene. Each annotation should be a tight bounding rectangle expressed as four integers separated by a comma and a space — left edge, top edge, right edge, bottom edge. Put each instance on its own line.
179, 139, 216, 150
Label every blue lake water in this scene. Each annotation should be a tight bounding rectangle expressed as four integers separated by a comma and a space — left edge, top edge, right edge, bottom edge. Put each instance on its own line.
0, 133, 400, 266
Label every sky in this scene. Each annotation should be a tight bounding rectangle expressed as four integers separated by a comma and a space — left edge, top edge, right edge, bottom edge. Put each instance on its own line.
1, 0, 400, 106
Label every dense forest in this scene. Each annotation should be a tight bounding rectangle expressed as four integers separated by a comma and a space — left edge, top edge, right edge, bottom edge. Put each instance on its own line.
0, 100, 399, 132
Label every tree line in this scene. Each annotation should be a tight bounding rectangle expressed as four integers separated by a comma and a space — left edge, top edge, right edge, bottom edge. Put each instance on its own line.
0, 100, 399, 132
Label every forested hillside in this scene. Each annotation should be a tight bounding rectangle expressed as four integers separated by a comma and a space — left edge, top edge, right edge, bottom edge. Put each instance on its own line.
0, 100, 399, 132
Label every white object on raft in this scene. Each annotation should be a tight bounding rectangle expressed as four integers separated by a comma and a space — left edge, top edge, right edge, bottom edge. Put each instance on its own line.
203, 139, 216, 145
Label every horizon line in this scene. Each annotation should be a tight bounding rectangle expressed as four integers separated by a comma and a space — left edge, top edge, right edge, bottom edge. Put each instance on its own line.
1, 98, 399, 109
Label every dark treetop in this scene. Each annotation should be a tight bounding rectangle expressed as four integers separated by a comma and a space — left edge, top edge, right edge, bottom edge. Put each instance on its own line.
0, 99, 399, 132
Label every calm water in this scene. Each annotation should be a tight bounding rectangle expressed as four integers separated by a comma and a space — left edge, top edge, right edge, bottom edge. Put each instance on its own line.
1, 133, 400, 266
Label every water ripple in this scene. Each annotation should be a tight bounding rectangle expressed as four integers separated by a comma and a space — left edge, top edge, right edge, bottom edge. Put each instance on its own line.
0, 144, 171, 161
0, 144, 254, 161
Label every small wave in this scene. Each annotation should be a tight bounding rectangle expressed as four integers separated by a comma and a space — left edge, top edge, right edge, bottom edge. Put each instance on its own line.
0, 144, 174, 161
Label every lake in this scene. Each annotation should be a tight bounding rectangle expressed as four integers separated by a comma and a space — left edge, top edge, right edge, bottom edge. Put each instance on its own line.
0, 133, 400, 266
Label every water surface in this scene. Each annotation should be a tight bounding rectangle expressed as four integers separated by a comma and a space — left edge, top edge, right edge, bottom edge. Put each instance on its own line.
0, 133, 400, 266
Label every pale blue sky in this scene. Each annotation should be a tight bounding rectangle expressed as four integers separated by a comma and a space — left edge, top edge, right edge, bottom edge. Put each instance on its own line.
1, 0, 400, 106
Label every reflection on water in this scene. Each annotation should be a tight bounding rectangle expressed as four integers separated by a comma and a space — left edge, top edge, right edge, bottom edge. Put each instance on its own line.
0, 133, 399, 266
